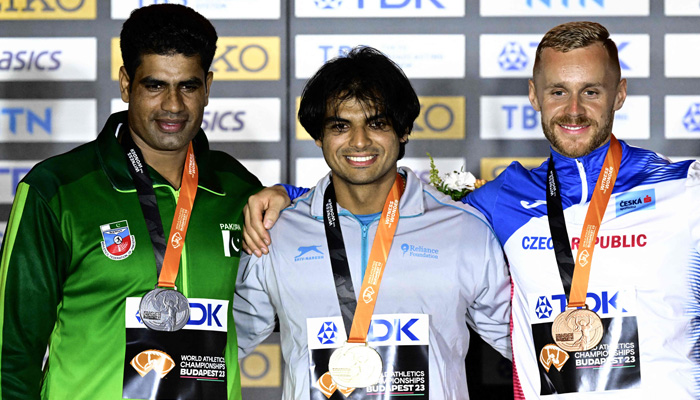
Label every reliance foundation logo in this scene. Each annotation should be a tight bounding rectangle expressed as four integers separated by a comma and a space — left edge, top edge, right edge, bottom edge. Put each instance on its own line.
400, 243, 439, 259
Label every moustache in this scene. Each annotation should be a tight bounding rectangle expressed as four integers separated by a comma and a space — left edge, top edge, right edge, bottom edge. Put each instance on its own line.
551, 116, 596, 127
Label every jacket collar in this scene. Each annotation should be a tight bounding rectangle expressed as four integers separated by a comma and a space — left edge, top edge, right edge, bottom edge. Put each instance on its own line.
96, 111, 224, 194
548, 137, 629, 203
308, 166, 425, 219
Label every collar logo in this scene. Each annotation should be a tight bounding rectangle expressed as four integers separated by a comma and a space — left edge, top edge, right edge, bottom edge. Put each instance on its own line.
130, 349, 175, 379
100, 220, 135, 260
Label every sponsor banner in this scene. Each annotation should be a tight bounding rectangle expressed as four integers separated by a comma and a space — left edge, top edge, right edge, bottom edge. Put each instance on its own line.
479, 95, 649, 140
239, 159, 281, 187
125, 297, 228, 332
295, 96, 465, 140
0, 99, 96, 142
0, 0, 96, 19
480, 157, 545, 181
0, 160, 39, 204
665, 0, 700, 15
664, 96, 700, 139
665, 34, 700, 77
295, 0, 464, 18
529, 287, 640, 395
111, 0, 280, 20
295, 34, 465, 79
307, 314, 429, 349
0, 38, 96, 81
112, 98, 281, 142
240, 344, 282, 387
480, 0, 648, 16
112, 37, 281, 81
294, 157, 466, 187
480, 34, 648, 78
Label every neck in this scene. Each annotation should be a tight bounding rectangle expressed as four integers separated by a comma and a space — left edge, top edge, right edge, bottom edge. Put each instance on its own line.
129, 131, 187, 190
333, 170, 397, 215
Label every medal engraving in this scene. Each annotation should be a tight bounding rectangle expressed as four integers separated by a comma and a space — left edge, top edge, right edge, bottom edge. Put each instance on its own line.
328, 342, 383, 388
139, 288, 190, 331
552, 308, 603, 352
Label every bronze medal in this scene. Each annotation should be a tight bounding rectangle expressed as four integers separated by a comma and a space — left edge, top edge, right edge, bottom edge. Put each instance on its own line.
551, 308, 604, 352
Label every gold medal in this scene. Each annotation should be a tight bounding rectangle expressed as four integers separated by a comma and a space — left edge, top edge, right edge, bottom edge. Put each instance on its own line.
551, 308, 604, 352
328, 342, 383, 389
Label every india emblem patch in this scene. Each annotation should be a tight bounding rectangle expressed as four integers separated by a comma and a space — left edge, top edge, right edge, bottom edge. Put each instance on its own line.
100, 220, 136, 260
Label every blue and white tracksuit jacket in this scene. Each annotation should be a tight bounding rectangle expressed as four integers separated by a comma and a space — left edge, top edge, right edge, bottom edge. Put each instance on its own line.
465, 139, 700, 399
234, 167, 511, 400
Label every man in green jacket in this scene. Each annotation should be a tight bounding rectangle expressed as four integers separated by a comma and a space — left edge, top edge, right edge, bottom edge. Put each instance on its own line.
0, 4, 260, 399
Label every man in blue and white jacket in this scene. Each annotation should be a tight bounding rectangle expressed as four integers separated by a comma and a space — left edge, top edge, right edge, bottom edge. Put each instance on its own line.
243, 22, 700, 399
233, 47, 510, 400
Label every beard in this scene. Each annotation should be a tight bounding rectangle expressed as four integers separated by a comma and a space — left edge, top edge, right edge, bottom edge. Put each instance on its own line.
542, 114, 613, 158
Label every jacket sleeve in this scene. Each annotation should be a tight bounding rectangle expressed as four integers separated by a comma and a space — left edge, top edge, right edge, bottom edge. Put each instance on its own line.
0, 182, 67, 399
689, 161, 700, 253
462, 221, 512, 361
233, 252, 277, 359
276, 184, 310, 201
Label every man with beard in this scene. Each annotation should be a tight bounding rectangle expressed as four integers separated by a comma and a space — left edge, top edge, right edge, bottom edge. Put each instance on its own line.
242, 22, 700, 399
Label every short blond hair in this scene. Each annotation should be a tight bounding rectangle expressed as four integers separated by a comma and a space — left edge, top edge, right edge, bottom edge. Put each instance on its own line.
533, 21, 621, 81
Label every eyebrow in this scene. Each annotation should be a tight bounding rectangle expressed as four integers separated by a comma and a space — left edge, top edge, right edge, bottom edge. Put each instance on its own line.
139, 76, 204, 87
546, 81, 605, 89
323, 113, 387, 124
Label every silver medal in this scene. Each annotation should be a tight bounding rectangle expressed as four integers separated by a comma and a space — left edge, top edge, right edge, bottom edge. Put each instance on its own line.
328, 342, 383, 389
139, 288, 190, 331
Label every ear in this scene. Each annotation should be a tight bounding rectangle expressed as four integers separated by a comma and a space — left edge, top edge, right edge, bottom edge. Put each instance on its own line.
399, 132, 409, 143
315, 138, 323, 148
118, 66, 131, 103
613, 78, 627, 112
528, 79, 541, 112
204, 71, 213, 107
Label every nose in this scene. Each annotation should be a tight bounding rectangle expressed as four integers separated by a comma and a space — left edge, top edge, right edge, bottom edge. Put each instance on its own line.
162, 88, 185, 114
565, 95, 582, 116
348, 126, 371, 150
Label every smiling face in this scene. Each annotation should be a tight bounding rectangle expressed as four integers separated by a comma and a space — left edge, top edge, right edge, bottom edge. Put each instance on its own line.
528, 43, 627, 158
119, 53, 212, 156
316, 98, 406, 191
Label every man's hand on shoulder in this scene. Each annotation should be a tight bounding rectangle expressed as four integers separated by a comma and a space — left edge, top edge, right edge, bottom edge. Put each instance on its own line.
242, 185, 291, 257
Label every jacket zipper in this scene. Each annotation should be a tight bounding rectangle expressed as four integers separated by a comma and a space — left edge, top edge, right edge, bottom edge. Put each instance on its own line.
576, 159, 588, 205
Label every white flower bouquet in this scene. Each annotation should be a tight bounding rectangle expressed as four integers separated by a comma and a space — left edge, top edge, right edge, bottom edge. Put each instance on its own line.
427, 153, 486, 201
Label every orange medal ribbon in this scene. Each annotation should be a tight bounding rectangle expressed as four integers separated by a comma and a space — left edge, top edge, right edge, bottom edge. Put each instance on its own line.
157, 142, 198, 288
347, 173, 405, 343
567, 136, 622, 308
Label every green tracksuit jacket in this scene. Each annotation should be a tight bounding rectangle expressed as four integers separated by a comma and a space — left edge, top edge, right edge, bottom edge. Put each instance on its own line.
0, 111, 261, 399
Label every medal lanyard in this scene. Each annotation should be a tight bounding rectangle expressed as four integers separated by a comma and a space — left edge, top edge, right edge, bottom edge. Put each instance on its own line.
323, 173, 405, 344
546, 135, 622, 308
120, 127, 199, 289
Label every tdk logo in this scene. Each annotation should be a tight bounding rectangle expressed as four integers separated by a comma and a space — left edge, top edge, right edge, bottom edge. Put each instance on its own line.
317, 321, 338, 344
498, 42, 529, 71
502, 104, 539, 130
683, 103, 700, 132
535, 296, 553, 319
534, 291, 629, 320
135, 302, 223, 327
315, 0, 342, 8
1, 107, 51, 135
294, 245, 324, 262
368, 318, 420, 342
314, 0, 444, 9
0, 50, 61, 71
527, 0, 604, 7
615, 189, 655, 217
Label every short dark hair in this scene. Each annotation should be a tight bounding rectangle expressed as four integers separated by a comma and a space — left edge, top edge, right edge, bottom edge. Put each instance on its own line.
120, 4, 218, 81
533, 21, 621, 81
298, 46, 420, 160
